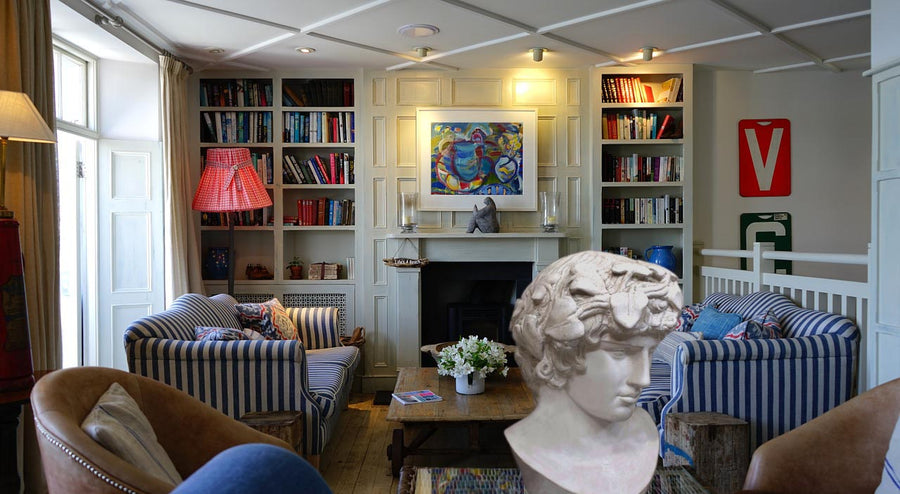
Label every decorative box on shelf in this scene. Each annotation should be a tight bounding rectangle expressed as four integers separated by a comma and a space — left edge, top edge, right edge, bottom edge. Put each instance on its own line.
308, 262, 341, 280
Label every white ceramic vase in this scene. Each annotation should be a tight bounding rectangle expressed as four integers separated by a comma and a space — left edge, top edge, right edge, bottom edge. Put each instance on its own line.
455, 373, 485, 395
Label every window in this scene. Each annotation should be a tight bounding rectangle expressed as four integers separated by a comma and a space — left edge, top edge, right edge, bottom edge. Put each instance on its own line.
53, 45, 94, 129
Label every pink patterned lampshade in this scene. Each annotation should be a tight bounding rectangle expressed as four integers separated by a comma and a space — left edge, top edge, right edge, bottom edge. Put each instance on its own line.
192, 148, 272, 212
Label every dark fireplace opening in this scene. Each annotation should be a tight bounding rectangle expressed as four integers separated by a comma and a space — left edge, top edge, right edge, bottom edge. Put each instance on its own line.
420, 262, 532, 367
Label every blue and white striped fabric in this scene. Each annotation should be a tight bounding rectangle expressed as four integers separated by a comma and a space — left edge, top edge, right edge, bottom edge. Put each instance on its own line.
638, 362, 673, 424
123, 293, 360, 457
287, 307, 341, 349
657, 291, 859, 454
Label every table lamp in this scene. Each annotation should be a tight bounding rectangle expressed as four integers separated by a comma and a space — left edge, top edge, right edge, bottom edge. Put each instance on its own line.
0, 90, 56, 391
192, 147, 272, 295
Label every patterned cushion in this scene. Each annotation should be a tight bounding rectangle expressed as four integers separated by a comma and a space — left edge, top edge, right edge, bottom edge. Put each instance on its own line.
234, 298, 298, 340
287, 307, 341, 349
194, 326, 248, 342
81, 383, 182, 486
242, 328, 266, 340
725, 310, 784, 340
653, 331, 703, 365
691, 307, 742, 340
678, 302, 708, 331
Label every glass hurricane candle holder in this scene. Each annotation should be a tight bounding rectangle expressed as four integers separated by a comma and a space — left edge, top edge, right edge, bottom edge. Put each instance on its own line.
400, 192, 418, 233
540, 191, 560, 233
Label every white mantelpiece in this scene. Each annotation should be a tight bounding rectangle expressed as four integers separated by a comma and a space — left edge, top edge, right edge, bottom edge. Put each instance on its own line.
386, 232, 564, 368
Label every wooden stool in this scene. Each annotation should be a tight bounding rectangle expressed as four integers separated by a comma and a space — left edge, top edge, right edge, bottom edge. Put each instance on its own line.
239, 411, 303, 454
663, 412, 749, 494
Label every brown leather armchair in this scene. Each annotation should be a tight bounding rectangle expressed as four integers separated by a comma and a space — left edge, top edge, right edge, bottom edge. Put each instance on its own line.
742, 377, 900, 494
31, 366, 293, 494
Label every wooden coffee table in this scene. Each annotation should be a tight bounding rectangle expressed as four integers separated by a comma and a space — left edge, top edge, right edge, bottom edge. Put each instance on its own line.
386, 367, 535, 476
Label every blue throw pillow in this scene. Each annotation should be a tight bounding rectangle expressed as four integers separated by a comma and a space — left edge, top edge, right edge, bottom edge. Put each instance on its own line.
691, 307, 742, 340
194, 326, 248, 342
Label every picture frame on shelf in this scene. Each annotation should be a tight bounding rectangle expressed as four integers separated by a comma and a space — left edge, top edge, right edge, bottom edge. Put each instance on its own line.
416, 107, 537, 211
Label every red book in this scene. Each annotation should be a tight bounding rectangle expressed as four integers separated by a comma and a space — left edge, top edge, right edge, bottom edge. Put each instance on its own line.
314, 155, 331, 184
317, 197, 327, 225
330, 154, 337, 185
656, 114, 674, 139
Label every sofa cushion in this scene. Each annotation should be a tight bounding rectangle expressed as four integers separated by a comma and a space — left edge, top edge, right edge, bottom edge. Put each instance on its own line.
637, 361, 672, 424
125, 293, 242, 342
307, 346, 359, 371
194, 326, 248, 342
286, 307, 341, 349
691, 307, 743, 340
726, 310, 784, 340
678, 302, 710, 332
234, 299, 298, 340
307, 363, 346, 419
81, 382, 182, 486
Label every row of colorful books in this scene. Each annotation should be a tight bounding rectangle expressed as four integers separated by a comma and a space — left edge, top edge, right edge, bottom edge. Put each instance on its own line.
283, 111, 354, 144
296, 198, 355, 226
602, 154, 683, 183
602, 111, 678, 140
199, 79, 273, 107
601, 76, 682, 104
282, 153, 354, 185
282, 79, 354, 107
200, 111, 273, 144
601, 196, 683, 225
200, 208, 272, 227
604, 247, 640, 260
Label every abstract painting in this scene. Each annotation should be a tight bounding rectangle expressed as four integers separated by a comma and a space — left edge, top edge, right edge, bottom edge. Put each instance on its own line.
417, 108, 537, 211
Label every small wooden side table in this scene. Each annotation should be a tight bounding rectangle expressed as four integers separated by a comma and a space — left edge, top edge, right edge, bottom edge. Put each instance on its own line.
663, 412, 749, 494
0, 370, 51, 494
239, 411, 304, 454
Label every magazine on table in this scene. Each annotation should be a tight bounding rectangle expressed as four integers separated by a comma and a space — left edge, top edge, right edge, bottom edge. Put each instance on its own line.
392, 389, 443, 405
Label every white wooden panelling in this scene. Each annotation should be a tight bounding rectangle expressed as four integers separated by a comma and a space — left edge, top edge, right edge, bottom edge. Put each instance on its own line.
111, 303, 150, 370
878, 73, 900, 172
372, 116, 386, 168
396, 116, 416, 168
566, 116, 581, 167
373, 294, 389, 369
372, 77, 386, 107
111, 212, 151, 291
452, 78, 502, 106
566, 78, 580, 106
372, 177, 387, 228
513, 79, 556, 106
538, 116, 556, 167
397, 78, 440, 106
876, 331, 900, 384
419, 210, 442, 230
877, 179, 900, 326
373, 238, 387, 285
566, 236, 581, 255
111, 151, 149, 198
567, 176, 581, 227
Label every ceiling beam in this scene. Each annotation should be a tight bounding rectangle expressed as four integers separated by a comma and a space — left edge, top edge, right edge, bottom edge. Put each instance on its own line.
703, 0, 841, 72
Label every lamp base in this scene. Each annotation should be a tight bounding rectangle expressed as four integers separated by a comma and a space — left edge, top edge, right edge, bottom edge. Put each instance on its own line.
0, 218, 35, 392
0, 209, 13, 219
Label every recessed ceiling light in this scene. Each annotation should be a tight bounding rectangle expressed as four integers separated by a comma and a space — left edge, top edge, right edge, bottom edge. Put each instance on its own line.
398, 24, 439, 38
295, 47, 316, 54
207, 48, 225, 55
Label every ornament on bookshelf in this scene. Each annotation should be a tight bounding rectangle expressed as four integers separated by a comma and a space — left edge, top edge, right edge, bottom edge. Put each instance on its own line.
466, 197, 499, 233
286, 257, 303, 280
245, 264, 274, 280
204, 248, 229, 280
308, 262, 341, 280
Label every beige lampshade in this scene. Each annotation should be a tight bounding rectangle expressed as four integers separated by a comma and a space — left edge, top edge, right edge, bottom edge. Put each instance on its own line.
0, 90, 56, 143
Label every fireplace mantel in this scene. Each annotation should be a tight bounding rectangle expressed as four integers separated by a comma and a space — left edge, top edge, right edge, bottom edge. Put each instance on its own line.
387, 232, 564, 368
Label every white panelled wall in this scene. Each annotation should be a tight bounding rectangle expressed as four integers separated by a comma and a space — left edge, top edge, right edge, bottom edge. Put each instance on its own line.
359, 68, 590, 390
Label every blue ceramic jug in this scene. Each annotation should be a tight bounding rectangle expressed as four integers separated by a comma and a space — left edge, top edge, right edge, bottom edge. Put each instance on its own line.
644, 245, 677, 272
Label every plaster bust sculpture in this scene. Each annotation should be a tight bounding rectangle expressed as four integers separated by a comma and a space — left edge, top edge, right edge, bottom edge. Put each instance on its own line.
505, 251, 682, 494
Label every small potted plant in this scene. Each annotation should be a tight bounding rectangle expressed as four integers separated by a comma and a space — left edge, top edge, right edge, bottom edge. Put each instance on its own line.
436, 335, 509, 395
286, 257, 303, 280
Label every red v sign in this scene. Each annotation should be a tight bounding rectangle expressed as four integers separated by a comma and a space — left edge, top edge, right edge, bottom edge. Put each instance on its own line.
739, 119, 791, 197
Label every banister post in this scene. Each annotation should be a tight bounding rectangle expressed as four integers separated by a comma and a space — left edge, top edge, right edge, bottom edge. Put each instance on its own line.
753, 242, 775, 291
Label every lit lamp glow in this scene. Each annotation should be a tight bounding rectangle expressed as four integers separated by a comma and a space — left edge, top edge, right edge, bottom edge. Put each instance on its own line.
192, 148, 273, 295
0, 90, 56, 392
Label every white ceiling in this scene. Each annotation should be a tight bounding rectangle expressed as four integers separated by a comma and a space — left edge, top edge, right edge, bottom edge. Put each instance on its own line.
52, 0, 871, 74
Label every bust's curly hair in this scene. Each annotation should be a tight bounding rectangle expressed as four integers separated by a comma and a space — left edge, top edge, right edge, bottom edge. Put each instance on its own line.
510, 251, 681, 393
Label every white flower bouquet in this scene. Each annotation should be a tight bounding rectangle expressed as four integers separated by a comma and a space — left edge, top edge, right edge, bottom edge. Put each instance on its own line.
436, 335, 510, 379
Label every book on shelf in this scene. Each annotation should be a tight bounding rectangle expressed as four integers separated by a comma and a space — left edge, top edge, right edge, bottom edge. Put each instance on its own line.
656, 114, 674, 139
392, 389, 442, 405
656, 77, 682, 103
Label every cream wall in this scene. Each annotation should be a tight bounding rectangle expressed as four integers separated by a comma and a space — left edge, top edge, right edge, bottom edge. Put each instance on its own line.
693, 68, 871, 281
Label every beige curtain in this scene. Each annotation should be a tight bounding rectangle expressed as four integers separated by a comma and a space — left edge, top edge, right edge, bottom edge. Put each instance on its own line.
0, 0, 61, 371
160, 54, 203, 303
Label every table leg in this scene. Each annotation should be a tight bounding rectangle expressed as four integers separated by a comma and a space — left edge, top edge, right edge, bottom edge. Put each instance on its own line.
0, 402, 22, 494
389, 428, 404, 477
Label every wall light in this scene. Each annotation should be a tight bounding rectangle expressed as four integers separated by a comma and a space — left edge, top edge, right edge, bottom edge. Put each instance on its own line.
531, 47, 547, 62
642, 46, 656, 61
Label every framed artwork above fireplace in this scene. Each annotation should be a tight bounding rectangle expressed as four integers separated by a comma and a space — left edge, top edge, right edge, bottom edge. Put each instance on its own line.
416, 107, 538, 211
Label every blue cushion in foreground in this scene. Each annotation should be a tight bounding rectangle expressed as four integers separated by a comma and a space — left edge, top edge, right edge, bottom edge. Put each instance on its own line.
691, 307, 742, 340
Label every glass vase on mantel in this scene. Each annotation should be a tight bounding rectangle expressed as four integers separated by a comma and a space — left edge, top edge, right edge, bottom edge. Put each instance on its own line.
455, 373, 485, 395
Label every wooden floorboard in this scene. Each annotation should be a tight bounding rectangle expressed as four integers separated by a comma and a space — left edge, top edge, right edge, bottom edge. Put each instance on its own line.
321, 393, 398, 494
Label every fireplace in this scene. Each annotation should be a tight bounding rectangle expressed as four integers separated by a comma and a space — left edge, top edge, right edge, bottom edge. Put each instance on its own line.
420, 261, 531, 365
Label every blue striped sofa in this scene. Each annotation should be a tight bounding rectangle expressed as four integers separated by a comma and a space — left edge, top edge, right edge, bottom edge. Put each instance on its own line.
123, 293, 360, 462
637, 291, 859, 456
